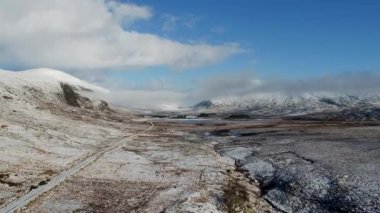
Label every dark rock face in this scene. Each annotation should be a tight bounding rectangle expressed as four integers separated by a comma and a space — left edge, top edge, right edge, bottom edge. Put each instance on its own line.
77, 96, 94, 109
60, 83, 80, 107
2, 95, 13, 100
96, 100, 111, 111
60, 83, 101, 110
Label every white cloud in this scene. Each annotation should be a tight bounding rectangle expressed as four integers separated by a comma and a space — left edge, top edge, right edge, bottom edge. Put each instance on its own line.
0, 0, 241, 71
189, 71, 380, 103
85, 71, 380, 111
190, 72, 262, 101
106, 1, 152, 24
162, 14, 180, 32
87, 89, 187, 111
161, 14, 201, 33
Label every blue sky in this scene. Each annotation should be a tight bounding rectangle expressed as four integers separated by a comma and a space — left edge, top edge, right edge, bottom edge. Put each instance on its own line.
1, 0, 380, 109
108, 0, 380, 90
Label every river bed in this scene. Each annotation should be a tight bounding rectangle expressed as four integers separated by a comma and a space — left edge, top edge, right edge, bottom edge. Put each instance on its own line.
158, 118, 380, 212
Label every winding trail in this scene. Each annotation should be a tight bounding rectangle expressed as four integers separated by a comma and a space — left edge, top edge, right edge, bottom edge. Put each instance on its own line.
0, 121, 154, 213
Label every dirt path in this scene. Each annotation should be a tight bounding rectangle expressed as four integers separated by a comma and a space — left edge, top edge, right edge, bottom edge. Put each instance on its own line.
0, 122, 154, 213
19, 121, 275, 212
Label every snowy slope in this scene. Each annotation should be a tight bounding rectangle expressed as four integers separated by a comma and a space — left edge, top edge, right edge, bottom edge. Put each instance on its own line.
194, 92, 380, 116
0, 68, 108, 105
0, 68, 129, 208
0, 68, 123, 173
0, 68, 108, 93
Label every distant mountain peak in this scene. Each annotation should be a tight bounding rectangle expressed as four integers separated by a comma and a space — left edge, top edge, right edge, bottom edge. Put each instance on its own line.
194, 100, 214, 109
193, 93, 380, 118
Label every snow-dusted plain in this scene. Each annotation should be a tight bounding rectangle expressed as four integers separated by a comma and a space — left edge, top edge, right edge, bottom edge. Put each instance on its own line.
0, 69, 273, 212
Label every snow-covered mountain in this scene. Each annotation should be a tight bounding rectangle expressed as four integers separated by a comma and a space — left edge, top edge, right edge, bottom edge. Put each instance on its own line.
0, 68, 108, 107
0, 68, 137, 210
0, 68, 107, 92
194, 92, 380, 118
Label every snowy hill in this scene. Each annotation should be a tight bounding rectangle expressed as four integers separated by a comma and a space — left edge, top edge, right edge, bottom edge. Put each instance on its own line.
194, 92, 380, 119
0, 68, 108, 93
0, 68, 135, 209
0, 68, 108, 107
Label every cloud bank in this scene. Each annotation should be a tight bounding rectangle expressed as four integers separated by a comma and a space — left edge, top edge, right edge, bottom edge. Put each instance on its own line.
0, 0, 241, 71
257, 72, 380, 95
92, 71, 380, 111
102, 90, 187, 111
191, 71, 380, 101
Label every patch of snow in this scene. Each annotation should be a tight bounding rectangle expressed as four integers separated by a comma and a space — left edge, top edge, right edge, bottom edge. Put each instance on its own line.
0, 68, 108, 93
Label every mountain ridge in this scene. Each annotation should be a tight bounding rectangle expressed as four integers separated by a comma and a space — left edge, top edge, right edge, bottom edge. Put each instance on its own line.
193, 92, 380, 119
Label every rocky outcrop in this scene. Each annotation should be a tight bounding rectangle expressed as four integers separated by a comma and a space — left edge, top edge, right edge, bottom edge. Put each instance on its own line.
77, 96, 94, 110
2, 95, 13, 100
96, 100, 111, 112
60, 83, 112, 112
60, 83, 80, 107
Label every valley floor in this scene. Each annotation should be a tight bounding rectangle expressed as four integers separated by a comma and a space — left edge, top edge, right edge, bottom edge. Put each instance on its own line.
0, 99, 273, 212
1, 78, 379, 212
162, 119, 380, 212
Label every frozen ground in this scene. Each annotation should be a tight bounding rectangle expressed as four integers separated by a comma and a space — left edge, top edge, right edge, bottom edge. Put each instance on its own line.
167, 119, 380, 212
23, 125, 273, 212
0, 69, 133, 210
0, 69, 274, 212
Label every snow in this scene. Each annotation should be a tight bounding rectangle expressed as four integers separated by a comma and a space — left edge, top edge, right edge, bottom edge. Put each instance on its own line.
199, 92, 380, 115
0, 68, 108, 93
0, 69, 124, 209
0, 69, 276, 212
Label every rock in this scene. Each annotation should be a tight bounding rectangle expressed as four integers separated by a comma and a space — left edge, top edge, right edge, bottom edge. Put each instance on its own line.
60, 83, 80, 107
77, 96, 94, 109
96, 100, 111, 111
2, 95, 13, 100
